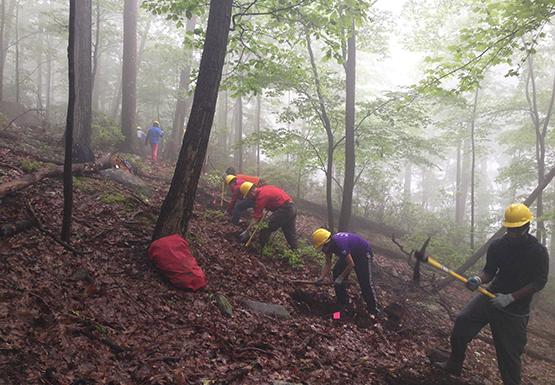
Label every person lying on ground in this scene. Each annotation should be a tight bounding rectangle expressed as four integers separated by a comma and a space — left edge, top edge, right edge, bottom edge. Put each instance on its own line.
434, 203, 548, 385
312, 228, 380, 316
240, 181, 297, 254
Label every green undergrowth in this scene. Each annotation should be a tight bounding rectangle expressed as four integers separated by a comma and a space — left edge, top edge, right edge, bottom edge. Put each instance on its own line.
73, 177, 96, 193
202, 209, 226, 220
19, 158, 42, 173
100, 191, 127, 205
262, 232, 321, 268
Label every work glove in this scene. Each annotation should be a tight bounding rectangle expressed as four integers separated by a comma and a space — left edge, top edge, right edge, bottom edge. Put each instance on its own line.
491, 293, 514, 310
334, 276, 344, 286
465, 275, 482, 291
239, 230, 250, 243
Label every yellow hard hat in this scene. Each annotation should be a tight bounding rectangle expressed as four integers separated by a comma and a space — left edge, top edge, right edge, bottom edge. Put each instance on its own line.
225, 175, 236, 185
312, 228, 331, 249
502, 203, 533, 228
240, 181, 254, 198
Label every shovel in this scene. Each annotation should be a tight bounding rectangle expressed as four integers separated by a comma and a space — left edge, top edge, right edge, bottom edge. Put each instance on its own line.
414, 237, 496, 299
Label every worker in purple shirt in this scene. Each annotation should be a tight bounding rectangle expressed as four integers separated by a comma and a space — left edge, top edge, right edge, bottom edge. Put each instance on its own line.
145, 121, 164, 161
312, 228, 379, 315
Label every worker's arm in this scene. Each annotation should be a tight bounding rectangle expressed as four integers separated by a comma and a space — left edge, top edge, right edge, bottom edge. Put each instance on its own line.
511, 246, 549, 301
478, 271, 494, 284
337, 253, 355, 281
318, 253, 333, 281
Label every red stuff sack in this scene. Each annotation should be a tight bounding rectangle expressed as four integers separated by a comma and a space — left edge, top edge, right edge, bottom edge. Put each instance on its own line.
147, 234, 206, 291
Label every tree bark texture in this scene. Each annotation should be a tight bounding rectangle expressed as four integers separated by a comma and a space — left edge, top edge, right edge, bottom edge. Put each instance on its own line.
338, 20, 356, 232
121, 0, 138, 152
0, 0, 16, 101
62, 0, 77, 242
153, 0, 233, 240
74, 0, 93, 149
470, 87, 479, 249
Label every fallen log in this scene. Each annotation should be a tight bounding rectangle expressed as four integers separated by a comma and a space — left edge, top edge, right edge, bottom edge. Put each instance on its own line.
0, 219, 35, 238
0, 154, 112, 198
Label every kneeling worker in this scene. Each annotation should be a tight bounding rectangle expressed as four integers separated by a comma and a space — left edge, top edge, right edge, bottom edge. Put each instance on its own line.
312, 228, 379, 315
240, 181, 298, 253
224, 174, 260, 225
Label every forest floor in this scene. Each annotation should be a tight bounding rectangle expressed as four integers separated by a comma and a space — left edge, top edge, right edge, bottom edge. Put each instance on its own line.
1, 126, 554, 385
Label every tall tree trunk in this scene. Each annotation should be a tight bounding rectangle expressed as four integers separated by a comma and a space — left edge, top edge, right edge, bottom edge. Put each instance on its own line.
62, 0, 77, 241
45, 30, 52, 126
305, 30, 334, 231
338, 20, 356, 232
13, 0, 18, 104
91, 0, 101, 104
525, 53, 555, 244
0, 0, 16, 102
153, 0, 232, 240
403, 160, 411, 202
167, 16, 196, 160
121, 0, 137, 152
234, 96, 243, 172
37, 24, 44, 110
74, 0, 93, 151
256, 93, 261, 175
470, 87, 479, 249
455, 138, 463, 224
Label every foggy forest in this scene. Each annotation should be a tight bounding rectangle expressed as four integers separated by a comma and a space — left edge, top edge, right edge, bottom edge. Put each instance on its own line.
0, 1, 554, 384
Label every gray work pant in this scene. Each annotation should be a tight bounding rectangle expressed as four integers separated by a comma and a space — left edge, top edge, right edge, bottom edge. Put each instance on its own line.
259, 203, 298, 251
450, 295, 528, 385
231, 198, 254, 225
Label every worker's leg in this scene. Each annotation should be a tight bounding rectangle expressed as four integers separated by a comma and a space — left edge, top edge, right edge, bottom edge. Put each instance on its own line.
152, 143, 159, 161
490, 311, 528, 385
258, 209, 284, 252
352, 252, 378, 314
231, 198, 254, 225
447, 295, 490, 373
332, 258, 349, 308
280, 204, 298, 250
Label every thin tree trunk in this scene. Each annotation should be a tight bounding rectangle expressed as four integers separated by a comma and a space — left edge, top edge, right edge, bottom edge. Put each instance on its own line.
74, 0, 92, 151
455, 138, 463, 224
256, 93, 261, 175
153, 0, 232, 240
470, 87, 479, 249
234, 96, 243, 172
167, 16, 196, 160
0, 0, 16, 102
14, 0, 18, 104
62, 0, 77, 242
121, 0, 137, 152
403, 160, 411, 202
338, 20, 356, 232
45, 30, 52, 126
305, 30, 334, 231
37, 24, 43, 110
91, 0, 101, 100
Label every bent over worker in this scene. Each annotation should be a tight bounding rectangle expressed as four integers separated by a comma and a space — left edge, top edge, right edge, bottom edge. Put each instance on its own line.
436, 203, 549, 385
240, 181, 297, 253
312, 229, 379, 315
224, 174, 260, 225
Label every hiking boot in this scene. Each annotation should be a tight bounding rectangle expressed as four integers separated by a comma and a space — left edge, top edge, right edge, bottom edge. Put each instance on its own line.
434, 360, 462, 376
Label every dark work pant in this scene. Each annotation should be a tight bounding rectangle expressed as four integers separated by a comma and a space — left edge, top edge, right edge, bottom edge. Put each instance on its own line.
332, 252, 378, 314
259, 203, 298, 251
450, 295, 528, 385
231, 198, 254, 225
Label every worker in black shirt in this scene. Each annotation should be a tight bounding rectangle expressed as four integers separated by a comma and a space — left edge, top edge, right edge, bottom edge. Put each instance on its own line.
436, 203, 549, 385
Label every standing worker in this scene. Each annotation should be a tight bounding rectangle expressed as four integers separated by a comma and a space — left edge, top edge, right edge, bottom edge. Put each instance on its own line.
145, 121, 164, 162
434, 203, 549, 385
225, 174, 260, 225
240, 181, 297, 253
312, 229, 380, 316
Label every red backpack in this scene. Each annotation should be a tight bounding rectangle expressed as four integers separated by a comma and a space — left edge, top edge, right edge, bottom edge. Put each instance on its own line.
148, 234, 206, 291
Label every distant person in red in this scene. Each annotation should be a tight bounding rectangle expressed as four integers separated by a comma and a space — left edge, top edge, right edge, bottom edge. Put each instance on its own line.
240, 181, 298, 253
224, 174, 260, 225
145, 121, 164, 161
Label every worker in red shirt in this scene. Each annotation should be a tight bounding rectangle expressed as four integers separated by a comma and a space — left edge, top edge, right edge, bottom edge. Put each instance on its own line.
239, 181, 298, 253
225, 174, 260, 225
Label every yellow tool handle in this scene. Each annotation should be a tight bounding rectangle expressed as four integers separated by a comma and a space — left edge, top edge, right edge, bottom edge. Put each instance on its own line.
427, 257, 496, 299
220, 181, 225, 207
245, 211, 267, 247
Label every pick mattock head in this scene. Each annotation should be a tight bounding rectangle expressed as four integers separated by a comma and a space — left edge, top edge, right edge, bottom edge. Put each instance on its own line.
414, 237, 431, 263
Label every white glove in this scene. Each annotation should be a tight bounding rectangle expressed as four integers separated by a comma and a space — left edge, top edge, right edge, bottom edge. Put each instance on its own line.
491, 293, 514, 309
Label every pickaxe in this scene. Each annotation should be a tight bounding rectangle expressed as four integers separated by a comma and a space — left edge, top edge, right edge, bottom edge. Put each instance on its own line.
414, 237, 496, 299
